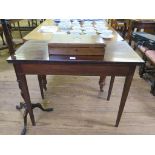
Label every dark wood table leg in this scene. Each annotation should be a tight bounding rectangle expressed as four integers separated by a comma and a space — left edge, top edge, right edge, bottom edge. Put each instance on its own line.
115, 66, 136, 127
38, 75, 47, 99
42, 75, 47, 91
38, 75, 45, 99
99, 76, 106, 92
16, 74, 35, 125
17, 73, 53, 134
16, 73, 36, 134
14, 65, 53, 134
107, 76, 115, 101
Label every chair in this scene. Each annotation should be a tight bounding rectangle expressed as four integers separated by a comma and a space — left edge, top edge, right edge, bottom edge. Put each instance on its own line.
1, 19, 46, 99
137, 45, 155, 96
8, 20, 23, 39
110, 19, 129, 39
0, 24, 6, 45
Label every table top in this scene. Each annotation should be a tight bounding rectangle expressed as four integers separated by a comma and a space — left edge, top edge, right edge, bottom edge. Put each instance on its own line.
7, 19, 144, 65
23, 20, 56, 41
7, 40, 143, 64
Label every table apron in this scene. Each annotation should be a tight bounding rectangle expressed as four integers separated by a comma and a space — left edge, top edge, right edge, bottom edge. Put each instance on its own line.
19, 63, 135, 76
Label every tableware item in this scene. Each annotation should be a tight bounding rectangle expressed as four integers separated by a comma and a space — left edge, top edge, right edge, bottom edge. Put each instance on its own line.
82, 26, 95, 31
60, 19, 71, 22
69, 29, 82, 35
72, 25, 81, 30
38, 26, 58, 33
95, 24, 108, 29
72, 20, 80, 24
54, 19, 61, 24
83, 30, 96, 35
83, 20, 93, 24
72, 22, 81, 27
83, 21, 93, 27
95, 20, 106, 25
99, 30, 113, 34
96, 27, 108, 32
58, 21, 72, 30
99, 33, 113, 39
97, 29, 111, 34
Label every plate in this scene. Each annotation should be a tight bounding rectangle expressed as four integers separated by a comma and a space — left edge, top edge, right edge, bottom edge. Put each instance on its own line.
99, 33, 113, 39
72, 26, 81, 30
38, 26, 58, 33
83, 31, 96, 35
69, 29, 82, 35
96, 29, 109, 34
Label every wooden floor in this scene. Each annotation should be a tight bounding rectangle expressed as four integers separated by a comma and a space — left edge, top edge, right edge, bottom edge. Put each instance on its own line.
0, 51, 155, 135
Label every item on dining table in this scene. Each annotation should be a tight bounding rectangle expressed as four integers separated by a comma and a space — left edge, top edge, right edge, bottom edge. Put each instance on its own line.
38, 26, 58, 33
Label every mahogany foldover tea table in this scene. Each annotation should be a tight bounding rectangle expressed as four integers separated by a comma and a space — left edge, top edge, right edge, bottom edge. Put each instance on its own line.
7, 37, 143, 134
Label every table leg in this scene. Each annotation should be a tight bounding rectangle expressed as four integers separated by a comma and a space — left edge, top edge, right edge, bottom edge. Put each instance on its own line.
99, 76, 106, 92
42, 75, 47, 91
17, 74, 53, 134
17, 74, 36, 126
38, 75, 47, 99
13, 65, 53, 134
115, 67, 135, 127
38, 75, 45, 99
107, 76, 115, 101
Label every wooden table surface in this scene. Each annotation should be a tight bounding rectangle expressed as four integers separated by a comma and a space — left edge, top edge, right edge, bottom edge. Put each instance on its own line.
23, 20, 55, 41
8, 39, 143, 64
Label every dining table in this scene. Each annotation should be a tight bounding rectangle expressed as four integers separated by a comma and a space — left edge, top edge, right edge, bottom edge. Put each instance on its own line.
7, 19, 144, 134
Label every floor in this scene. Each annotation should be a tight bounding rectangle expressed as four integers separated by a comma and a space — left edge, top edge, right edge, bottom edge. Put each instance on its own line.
0, 21, 155, 135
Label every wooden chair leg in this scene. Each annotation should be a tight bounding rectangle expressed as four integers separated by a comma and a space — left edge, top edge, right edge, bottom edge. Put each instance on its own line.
17, 21, 23, 39
0, 32, 6, 45
107, 76, 115, 101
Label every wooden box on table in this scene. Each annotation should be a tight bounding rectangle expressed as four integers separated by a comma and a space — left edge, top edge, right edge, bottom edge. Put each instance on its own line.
48, 34, 106, 60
